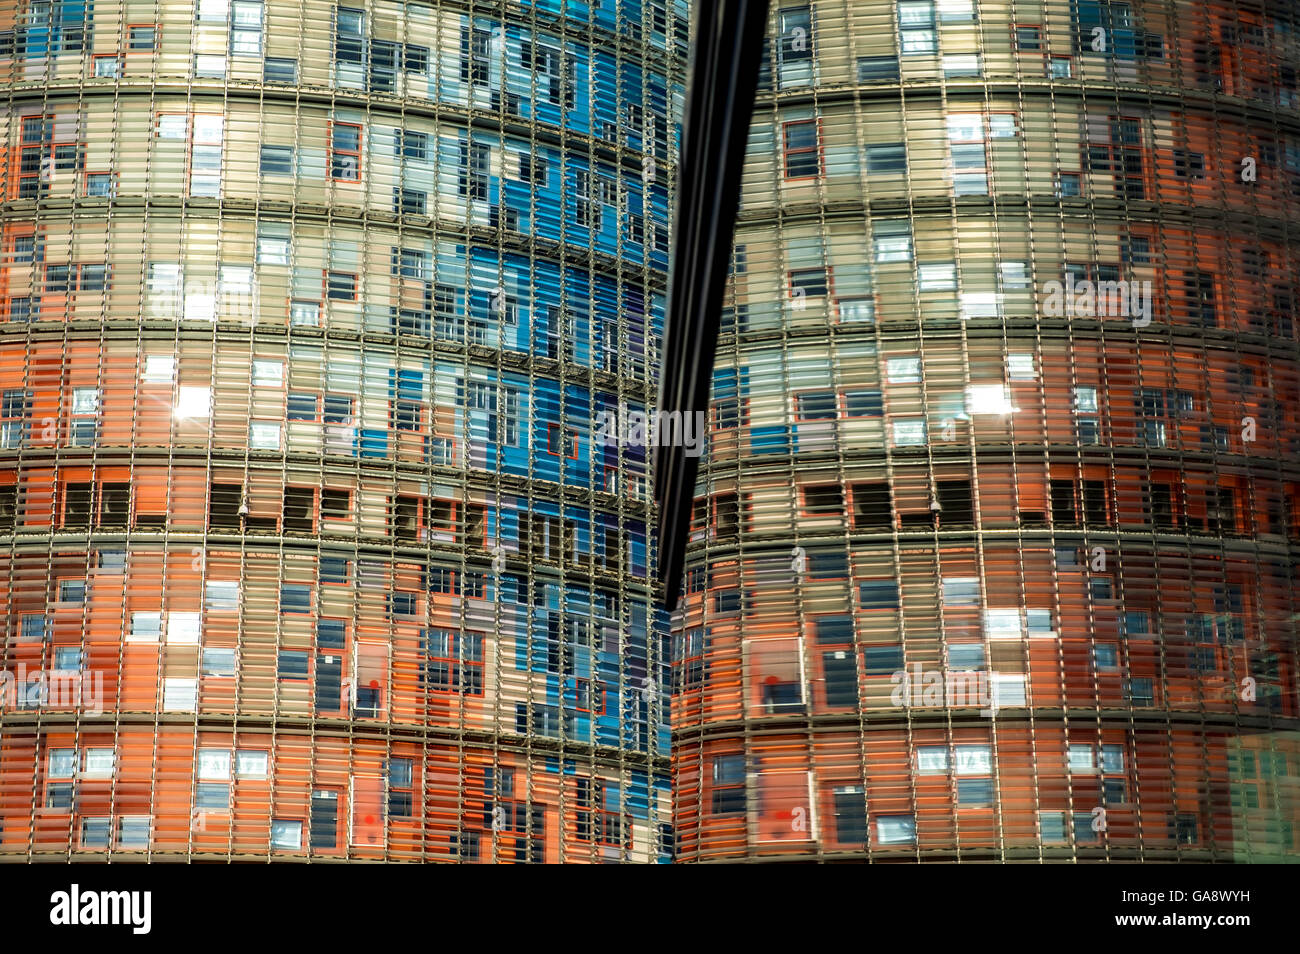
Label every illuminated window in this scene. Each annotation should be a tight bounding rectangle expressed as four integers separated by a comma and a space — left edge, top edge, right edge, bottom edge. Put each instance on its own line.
899, 2, 936, 54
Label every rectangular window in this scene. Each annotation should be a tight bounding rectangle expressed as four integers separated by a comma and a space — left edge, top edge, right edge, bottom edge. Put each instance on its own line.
458, 140, 490, 200
916, 746, 950, 774
944, 53, 981, 78
289, 300, 319, 327
1015, 24, 1042, 50
202, 648, 236, 676
321, 488, 350, 518
81, 818, 112, 849
189, 115, 225, 197
859, 580, 899, 609
404, 44, 429, 74
278, 650, 310, 680
79, 264, 108, 291
329, 122, 362, 181
1094, 643, 1120, 671
236, 750, 269, 778
58, 579, 86, 604
1173, 150, 1205, 179
1, 389, 28, 448
320, 557, 350, 584
280, 584, 312, 613
156, 115, 186, 140
287, 392, 318, 421
865, 142, 907, 174
887, 355, 921, 382
54, 647, 82, 670
803, 483, 843, 515
260, 144, 294, 177
783, 120, 821, 178
230, 1, 264, 55
957, 778, 994, 807
118, 816, 151, 849
93, 56, 121, 77
919, 263, 957, 291
250, 421, 281, 449
264, 57, 297, 83
394, 187, 427, 216
844, 390, 883, 417
858, 55, 899, 82
70, 388, 99, 446
128, 25, 157, 51
85, 172, 115, 197
460, 25, 492, 87
831, 786, 867, 844
252, 359, 283, 388
796, 391, 837, 420
790, 267, 830, 300
271, 819, 302, 849
326, 271, 357, 301
873, 220, 912, 262
395, 130, 429, 161
257, 228, 290, 266
334, 6, 365, 62
710, 755, 746, 815
777, 6, 814, 88
942, 577, 980, 606
899, 1, 937, 55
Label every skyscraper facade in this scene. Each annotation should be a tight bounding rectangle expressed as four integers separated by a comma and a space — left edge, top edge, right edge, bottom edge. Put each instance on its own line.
0, 0, 683, 862
673, 0, 1300, 861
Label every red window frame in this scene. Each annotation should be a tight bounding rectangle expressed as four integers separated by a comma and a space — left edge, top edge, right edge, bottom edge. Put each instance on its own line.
426, 497, 457, 534
282, 484, 320, 534
788, 265, 834, 303
286, 390, 321, 423
1011, 22, 1042, 53
329, 121, 363, 182
91, 53, 122, 77
675, 627, 706, 690
83, 170, 117, 197
799, 482, 844, 518
392, 493, 429, 542
426, 630, 484, 695
573, 678, 604, 715
546, 423, 578, 458
320, 486, 352, 521
325, 271, 358, 301
782, 118, 822, 180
